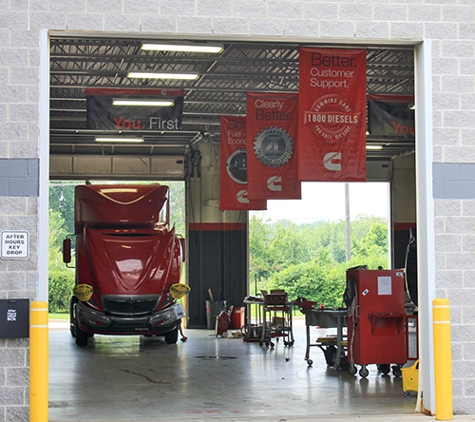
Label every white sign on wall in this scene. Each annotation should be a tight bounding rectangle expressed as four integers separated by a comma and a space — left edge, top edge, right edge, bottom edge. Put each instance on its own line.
1, 231, 30, 259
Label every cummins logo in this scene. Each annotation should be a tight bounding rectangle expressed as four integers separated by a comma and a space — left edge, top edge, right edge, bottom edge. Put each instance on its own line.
267, 176, 282, 191
323, 152, 342, 171
237, 190, 249, 203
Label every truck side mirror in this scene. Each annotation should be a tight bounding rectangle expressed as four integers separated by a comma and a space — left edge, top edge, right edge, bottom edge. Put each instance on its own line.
63, 238, 71, 264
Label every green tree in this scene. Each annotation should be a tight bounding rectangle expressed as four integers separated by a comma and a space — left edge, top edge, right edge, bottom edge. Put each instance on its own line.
48, 208, 75, 312
48, 209, 69, 270
49, 182, 75, 235
351, 216, 388, 267
308, 220, 347, 263
167, 181, 186, 234
267, 248, 347, 307
249, 214, 390, 302
249, 214, 274, 293
268, 222, 311, 269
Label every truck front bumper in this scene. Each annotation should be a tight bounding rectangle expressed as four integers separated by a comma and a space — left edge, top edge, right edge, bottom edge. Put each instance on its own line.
76, 301, 184, 335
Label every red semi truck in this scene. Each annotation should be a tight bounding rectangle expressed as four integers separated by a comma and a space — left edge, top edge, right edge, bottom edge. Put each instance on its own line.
63, 183, 187, 346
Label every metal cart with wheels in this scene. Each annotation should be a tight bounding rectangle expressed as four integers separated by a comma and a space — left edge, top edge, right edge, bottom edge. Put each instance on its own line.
259, 291, 294, 348
242, 296, 264, 342
300, 307, 347, 369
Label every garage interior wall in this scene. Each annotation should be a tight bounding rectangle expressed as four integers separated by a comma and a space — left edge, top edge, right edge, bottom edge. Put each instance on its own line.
186, 141, 248, 328
186, 148, 417, 330
1, 1, 475, 420
392, 154, 417, 270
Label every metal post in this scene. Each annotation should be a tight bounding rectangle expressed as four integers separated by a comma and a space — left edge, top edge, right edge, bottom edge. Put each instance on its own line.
30, 301, 49, 422
433, 298, 452, 420
415, 39, 436, 414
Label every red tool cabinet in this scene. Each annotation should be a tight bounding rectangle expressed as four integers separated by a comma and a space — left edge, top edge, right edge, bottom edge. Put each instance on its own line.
346, 268, 406, 378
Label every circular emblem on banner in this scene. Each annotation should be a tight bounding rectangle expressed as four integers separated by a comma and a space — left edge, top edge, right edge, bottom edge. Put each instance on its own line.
226, 149, 247, 184
253, 126, 294, 168
305, 94, 360, 144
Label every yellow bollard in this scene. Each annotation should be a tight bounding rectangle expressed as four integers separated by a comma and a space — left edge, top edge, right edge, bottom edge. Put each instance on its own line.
433, 298, 453, 420
30, 301, 49, 422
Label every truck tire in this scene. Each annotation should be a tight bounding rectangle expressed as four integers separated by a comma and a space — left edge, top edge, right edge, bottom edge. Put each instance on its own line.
75, 325, 89, 347
164, 327, 178, 344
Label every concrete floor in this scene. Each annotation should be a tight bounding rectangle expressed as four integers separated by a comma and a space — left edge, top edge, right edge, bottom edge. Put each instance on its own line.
48, 319, 428, 422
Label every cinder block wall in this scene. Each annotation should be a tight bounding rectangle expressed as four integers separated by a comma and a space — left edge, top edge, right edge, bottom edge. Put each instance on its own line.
1, 1, 474, 419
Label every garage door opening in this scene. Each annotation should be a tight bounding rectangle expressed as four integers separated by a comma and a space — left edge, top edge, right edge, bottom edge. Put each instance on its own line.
249, 181, 392, 299
41, 32, 430, 421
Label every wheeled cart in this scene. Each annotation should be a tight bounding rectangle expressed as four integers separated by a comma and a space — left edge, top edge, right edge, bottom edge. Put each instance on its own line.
259, 291, 294, 348
215, 306, 233, 338
242, 296, 264, 342
345, 268, 407, 378
301, 308, 347, 369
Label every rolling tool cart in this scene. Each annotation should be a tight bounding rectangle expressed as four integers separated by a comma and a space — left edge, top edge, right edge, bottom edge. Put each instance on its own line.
300, 307, 347, 369
242, 296, 264, 342
259, 290, 294, 348
215, 306, 233, 338
345, 267, 407, 378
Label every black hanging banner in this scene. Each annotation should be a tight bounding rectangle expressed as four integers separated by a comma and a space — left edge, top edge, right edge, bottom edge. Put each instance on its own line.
367, 94, 415, 139
86, 88, 184, 131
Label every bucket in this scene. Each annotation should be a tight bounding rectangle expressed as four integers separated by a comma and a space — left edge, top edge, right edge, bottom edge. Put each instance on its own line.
402, 360, 419, 396
205, 300, 227, 330
229, 307, 245, 330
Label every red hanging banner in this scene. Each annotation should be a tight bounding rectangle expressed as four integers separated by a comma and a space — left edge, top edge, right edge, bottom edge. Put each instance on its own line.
246, 92, 301, 200
219, 116, 267, 211
298, 48, 367, 182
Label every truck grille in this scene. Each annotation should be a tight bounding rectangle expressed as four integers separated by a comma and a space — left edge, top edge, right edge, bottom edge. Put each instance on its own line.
102, 295, 159, 316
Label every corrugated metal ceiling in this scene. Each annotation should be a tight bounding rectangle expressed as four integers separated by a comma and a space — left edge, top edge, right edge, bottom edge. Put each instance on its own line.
49, 37, 415, 163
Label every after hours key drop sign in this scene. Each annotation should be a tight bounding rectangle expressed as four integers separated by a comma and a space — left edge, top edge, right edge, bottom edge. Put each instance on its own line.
1, 231, 29, 259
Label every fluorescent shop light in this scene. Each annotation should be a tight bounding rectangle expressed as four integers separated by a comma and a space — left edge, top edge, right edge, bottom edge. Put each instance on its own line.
366, 145, 383, 150
95, 137, 144, 143
142, 43, 223, 54
127, 72, 199, 80
112, 99, 174, 107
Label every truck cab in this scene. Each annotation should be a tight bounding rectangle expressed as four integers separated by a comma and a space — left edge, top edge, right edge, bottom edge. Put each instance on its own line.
63, 184, 186, 346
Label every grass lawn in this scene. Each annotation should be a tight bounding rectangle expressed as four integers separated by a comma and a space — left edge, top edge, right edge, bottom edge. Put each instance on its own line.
49, 313, 69, 320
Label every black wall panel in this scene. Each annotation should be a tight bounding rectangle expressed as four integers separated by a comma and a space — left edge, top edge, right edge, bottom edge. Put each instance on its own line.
187, 224, 247, 328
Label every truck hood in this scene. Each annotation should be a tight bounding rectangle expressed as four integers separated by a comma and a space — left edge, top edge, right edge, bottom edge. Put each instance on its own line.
86, 227, 176, 294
